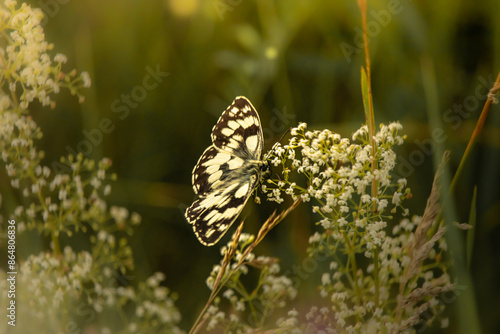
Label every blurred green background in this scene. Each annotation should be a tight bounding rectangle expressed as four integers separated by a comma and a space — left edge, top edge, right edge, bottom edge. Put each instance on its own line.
15, 0, 500, 331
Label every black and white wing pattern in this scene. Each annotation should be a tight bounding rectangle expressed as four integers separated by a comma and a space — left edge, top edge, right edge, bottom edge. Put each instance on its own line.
185, 96, 266, 246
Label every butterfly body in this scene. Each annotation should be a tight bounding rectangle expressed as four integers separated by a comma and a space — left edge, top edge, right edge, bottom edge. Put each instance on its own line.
185, 96, 266, 246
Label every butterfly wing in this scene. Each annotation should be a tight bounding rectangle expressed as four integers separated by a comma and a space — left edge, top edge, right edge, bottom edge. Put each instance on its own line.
211, 96, 264, 161
190, 146, 234, 197
185, 96, 264, 246
185, 173, 258, 246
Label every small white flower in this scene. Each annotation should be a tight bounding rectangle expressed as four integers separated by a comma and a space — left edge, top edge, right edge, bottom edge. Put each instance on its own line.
90, 177, 101, 189
110, 206, 129, 223
81, 71, 92, 88
377, 199, 388, 212
103, 184, 111, 196
392, 191, 402, 205
321, 273, 331, 285
136, 306, 145, 317
11, 178, 20, 188
54, 53, 67, 63
308, 232, 321, 243
131, 212, 142, 225
223, 289, 234, 299
235, 300, 245, 311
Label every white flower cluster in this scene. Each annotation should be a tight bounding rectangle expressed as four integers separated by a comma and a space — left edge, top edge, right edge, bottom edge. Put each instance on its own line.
265, 122, 409, 250
1, 3, 183, 333
0, 1, 91, 109
0, 108, 42, 189
311, 215, 451, 332
204, 233, 297, 332
0, 247, 183, 333
0, 1, 96, 233
131, 272, 184, 333
276, 309, 303, 334
7, 151, 142, 244
259, 122, 453, 332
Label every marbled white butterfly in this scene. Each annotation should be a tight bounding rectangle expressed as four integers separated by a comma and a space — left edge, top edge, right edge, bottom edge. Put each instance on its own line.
185, 96, 268, 246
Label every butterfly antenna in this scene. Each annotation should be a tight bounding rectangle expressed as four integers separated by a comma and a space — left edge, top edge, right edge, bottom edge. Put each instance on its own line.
264, 127, 292, 160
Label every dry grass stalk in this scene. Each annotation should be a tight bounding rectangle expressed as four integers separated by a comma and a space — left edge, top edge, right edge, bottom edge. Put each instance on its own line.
399, 274, 454, 309
403, 226, 447, 287
408, 151, 449, 257
401, 151, 449, 292
398, 277, 454, 331
190, 198, 301, 334
240, 197, 302, 262
394, 152, 451, 330
210, 220, 245, 298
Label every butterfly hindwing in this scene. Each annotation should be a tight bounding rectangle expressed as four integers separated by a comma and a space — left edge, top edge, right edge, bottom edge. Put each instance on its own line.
185, 96, 265, 246
186, 174, 258, 246
191, 146, 237, 197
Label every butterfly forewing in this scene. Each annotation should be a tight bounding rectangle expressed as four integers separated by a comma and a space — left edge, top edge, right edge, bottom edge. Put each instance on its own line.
185, 96, 265, 246
211, 97, 264, 160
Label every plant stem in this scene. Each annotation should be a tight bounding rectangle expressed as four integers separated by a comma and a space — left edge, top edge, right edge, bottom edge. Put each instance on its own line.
358, 0, 380, 311
189, 200, 301, 334
449, 71, 500, 194
373, 246, 380, 307
344, 233, 362, 301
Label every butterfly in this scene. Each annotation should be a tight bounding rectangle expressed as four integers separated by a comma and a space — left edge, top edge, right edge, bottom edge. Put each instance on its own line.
185, 96, 268, 246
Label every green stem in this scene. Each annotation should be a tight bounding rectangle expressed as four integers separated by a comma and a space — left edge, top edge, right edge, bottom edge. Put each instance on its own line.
343, 233, 362, 301
52, 232, 61, 256
420, 56, 482, 334
449, 71, 500, 194
373, 246, 380, 308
